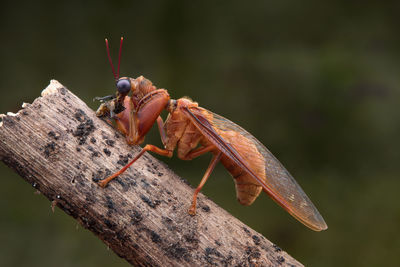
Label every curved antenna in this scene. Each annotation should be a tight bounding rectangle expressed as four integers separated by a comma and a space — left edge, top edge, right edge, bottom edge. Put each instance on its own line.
105, 37, 124, 81
105, 38, 118, 80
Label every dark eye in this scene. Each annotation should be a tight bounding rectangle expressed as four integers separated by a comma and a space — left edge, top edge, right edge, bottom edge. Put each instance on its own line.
116, 79, 131, 94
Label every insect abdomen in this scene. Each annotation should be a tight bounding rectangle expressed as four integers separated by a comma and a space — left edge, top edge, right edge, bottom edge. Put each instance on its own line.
220, 156, 263, 205
216, 129, 266, 206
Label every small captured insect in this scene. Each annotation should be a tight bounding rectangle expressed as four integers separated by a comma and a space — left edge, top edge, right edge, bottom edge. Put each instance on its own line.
95, 37, 327, 231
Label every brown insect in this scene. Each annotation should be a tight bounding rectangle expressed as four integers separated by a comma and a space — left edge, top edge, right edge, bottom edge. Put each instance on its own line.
95, 38, 327, 231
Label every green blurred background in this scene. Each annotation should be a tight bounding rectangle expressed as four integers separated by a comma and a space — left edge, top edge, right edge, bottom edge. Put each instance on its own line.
1, 1, 399, 266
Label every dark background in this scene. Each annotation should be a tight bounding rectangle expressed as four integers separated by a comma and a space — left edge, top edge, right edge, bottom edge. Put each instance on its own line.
1, 1, 399, 266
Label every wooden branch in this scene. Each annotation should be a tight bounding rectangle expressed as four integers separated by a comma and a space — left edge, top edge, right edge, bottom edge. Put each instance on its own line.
0, 80, 303, 267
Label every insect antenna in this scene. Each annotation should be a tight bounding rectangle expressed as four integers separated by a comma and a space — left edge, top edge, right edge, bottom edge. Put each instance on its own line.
105, 38, 123, 81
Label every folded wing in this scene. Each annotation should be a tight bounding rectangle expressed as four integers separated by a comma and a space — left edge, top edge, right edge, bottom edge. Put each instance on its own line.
182, 106, 327, 231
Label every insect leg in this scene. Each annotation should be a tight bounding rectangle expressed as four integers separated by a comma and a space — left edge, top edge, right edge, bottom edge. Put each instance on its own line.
97, 144, 173, 188
114, 117, 129, 136
126, 103, 139, 145
188, 151, 222, 215
181, 145, 215, 160
156, 116, 167, 146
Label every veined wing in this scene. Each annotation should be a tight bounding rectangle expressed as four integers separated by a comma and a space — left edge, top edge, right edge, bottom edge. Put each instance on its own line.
182, 106, 327, 231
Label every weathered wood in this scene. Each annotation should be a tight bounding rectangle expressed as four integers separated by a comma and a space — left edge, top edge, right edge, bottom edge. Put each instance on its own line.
0, 80, 303, 267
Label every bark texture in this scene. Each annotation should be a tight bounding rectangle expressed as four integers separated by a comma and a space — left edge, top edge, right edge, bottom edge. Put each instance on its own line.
0, 80, 303, 267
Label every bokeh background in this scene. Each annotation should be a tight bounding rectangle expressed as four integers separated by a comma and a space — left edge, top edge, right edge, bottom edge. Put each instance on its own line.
1, 1, 399, 266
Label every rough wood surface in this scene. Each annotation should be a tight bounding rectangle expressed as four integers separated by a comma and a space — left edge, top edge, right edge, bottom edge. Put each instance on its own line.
0, 80, 303, 267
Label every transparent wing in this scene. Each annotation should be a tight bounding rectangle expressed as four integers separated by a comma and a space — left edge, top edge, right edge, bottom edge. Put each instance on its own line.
182, 106, 327, 231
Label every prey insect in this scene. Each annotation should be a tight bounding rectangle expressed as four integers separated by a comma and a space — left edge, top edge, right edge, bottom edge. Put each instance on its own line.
95, 38, 327, 231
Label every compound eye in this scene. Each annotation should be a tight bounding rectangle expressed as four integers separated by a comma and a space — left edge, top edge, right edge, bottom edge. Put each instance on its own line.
116, 79, 131, 94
